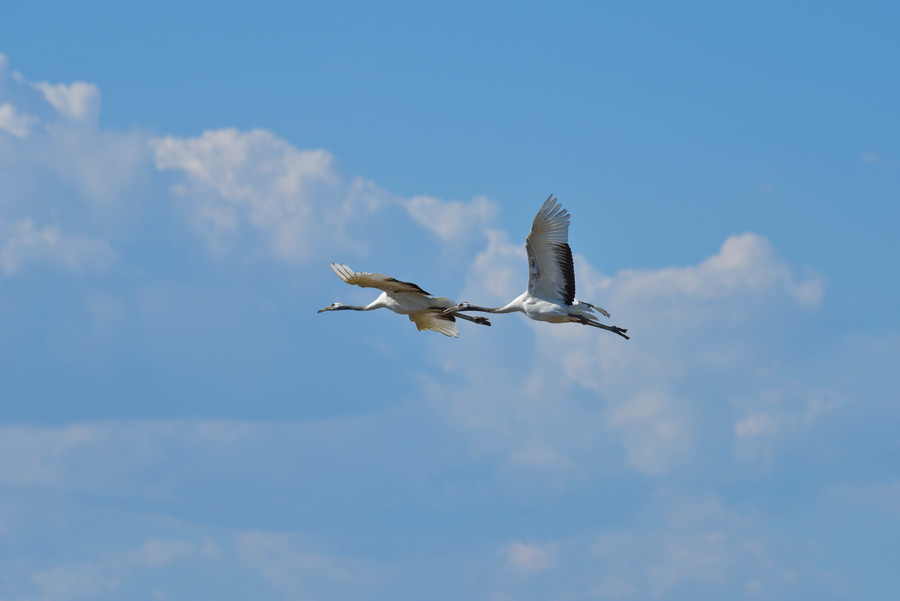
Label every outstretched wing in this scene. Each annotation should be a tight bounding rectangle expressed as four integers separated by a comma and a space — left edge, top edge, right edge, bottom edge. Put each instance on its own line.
408, 311, 459, 338
329, 263, 431, 296
525, 195, 576, 305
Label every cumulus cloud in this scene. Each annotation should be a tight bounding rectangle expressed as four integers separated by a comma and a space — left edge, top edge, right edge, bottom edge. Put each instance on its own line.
152, 128, 392, 261
735, 412, 779, 439
31, 80, 101, 123
460, 228, 526, 302
584, 489, 796, 599
827, 479, 900, 517
10, 537, 200, 601
0, 102, 39, 137
1, 56, 149, 208
42, 126, 150, 204
236, 530, 379, 598
0, 217, 114, 276
610, 233, 824, 307
151, 129, 515, 262
504, 541, 557, 575
2, 54, 510, 273
405, 194, 498, 241
731, 388, 842, 467
485, 490, 799, 600
119, 540, 196, 569
607, 390, 690, 475
425, 230, 827, 479
30, 565, 119, 600
0, 420, 262, 491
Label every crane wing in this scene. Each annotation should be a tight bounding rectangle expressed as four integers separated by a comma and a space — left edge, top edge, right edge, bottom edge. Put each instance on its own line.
408, 311, 459, 338
329, 263, 431, 295
525, 195, 576, 305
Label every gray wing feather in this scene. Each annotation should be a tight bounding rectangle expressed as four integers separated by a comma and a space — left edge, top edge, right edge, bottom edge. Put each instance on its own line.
525, 195, 576, 304
329, 263, 431, 295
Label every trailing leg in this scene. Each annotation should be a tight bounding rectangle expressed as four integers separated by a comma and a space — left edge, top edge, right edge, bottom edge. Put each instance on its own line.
453, 312, 492, 326
577, 316, 630, 339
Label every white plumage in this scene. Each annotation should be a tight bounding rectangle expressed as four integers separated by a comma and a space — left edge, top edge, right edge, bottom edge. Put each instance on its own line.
445, 195, 629, 339
318, 263, 490, 338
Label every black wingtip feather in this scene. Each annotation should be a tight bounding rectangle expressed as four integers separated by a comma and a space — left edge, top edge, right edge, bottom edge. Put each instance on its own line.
554, 242, 576, 305
387, 277, 430, 296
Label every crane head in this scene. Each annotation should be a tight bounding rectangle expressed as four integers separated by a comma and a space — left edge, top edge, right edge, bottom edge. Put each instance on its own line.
317, 302, 340, 313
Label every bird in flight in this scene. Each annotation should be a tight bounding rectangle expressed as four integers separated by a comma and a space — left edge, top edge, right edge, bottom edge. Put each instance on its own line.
443, 195, 629, 339
318, 263, 491, 338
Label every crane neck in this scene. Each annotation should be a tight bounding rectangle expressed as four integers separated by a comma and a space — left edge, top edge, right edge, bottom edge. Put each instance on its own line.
464, 300, 523, 314
334, 303, 370, 311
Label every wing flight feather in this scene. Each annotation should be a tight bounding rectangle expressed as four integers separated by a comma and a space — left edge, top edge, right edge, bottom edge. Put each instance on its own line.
329, 263, 431, 295
525, 195, 576, 304
408, 311, 459, 337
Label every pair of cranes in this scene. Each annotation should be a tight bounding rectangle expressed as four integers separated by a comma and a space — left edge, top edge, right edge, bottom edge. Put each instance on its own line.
318, 195, 629, 340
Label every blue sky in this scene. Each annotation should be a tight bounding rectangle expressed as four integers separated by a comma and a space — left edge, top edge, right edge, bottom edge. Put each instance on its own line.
1, 2, 899, 600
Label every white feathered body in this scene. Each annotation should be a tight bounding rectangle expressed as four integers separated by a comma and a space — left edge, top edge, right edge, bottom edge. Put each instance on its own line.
368, 291, 455, 314
321, 263, 477, 338
501, 292, 607, 324
446, 195, 627, 339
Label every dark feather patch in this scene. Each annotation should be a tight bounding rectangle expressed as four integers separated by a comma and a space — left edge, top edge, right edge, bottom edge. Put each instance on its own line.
387, 277, 430, 296
429, 307, 456, 322
554, 242, 576, 305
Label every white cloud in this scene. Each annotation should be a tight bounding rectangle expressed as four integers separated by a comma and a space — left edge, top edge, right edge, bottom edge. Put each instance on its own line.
504, 541, 556, 575
610, 233, 824, 306
1, 55, 506, 272
1, 57, 149, 208
593, 529, 733, 597
732, 387, 843, 467
406, 194, 498, 241
0, 422, 106, 486
607, 390, 690, 476
827, 479, 900, 517
13, 538, 201, 601
40, 126, 149, 203
0, 413, 448, 501
85, 289, 127, 336
485, 490, 799, 600
0, 420, 258, 491
30, 565, 119, 600
425, 231, 827, 479
0, 217, 114, 276
735, 413, 779, 439
586, 490, 786, 599
123, 540, 195, 568
200, 537, 223, 560
0, 102, 39, 138
235, 530, 379, 598
152, 128, 391, 261
31, 80, 101, 123
460, 228, 526, 302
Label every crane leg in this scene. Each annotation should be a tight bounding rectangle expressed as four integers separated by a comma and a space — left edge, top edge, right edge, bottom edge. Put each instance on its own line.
450, 312, 491, 327
577, 316, 630, 339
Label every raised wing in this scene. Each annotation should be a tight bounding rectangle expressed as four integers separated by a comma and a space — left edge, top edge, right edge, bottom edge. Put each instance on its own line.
329, 263, 431, 295
525, 195, 576, 305
407, 311, 459, 338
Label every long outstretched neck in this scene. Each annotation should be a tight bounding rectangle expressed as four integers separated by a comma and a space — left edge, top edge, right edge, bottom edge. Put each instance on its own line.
460, 299, 523, 314
332, 303, 372, 311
